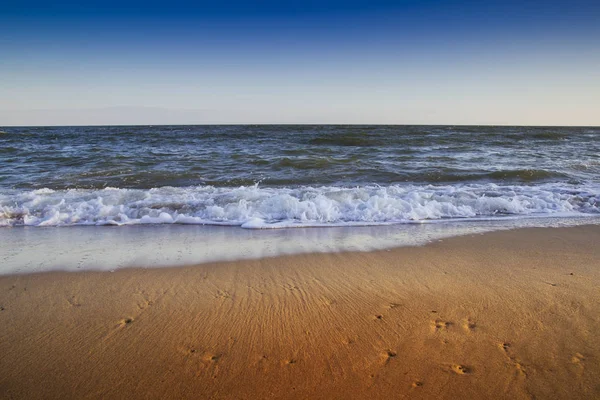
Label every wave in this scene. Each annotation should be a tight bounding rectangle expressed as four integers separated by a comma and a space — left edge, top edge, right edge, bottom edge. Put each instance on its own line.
1, 183, 599, 228
308, 135, 386, 147
486, 169, 568, 182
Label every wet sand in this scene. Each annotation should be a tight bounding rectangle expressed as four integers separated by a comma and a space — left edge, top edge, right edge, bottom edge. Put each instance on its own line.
1, 225, 599, 399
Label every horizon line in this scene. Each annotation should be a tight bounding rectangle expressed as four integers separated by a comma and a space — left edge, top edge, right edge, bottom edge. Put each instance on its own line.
2, 123, 599, 128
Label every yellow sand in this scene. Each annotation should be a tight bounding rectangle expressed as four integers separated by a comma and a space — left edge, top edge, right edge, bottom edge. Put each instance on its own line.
1, 225, 599, 399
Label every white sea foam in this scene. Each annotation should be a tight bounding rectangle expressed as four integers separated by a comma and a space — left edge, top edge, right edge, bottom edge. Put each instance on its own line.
0, 183, 599, 228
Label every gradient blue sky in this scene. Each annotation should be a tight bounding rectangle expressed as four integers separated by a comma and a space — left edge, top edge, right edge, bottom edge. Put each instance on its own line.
1, 0, 599, 125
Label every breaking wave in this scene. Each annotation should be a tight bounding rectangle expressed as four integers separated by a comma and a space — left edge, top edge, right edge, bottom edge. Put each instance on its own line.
1, 183, 599, 228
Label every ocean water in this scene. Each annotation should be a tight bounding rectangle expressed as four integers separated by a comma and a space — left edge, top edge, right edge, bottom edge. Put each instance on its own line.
1, 125, 599, 228
1, 125, 599, 274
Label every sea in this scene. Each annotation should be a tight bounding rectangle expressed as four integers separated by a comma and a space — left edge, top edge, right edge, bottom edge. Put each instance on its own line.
1, 125, 599, 273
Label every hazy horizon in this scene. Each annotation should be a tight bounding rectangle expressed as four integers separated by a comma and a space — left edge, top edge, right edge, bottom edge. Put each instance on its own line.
1, 109, 599, 128
2, 0, 599, 126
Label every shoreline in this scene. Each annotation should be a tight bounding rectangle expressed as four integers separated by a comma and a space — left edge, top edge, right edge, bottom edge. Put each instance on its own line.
1, 225, 599, 399
2, 217, 599, 275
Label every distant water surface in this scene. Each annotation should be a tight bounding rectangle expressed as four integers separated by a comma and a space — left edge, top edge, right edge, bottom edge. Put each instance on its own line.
1, 125, 599, 228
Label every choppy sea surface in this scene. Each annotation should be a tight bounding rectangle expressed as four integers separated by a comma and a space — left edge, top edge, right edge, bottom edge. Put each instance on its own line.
1, 125, 600, 228
1, 125, 599, 274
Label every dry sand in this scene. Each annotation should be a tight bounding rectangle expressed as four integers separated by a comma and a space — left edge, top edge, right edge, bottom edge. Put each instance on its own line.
1, 225, 599, 399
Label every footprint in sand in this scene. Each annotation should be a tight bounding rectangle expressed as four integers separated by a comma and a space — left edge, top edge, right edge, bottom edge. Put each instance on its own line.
203, 353, 221, 362
186, 350, 223, 379
572, 353, 585, 363
379, 350, 397, 365
102, 317, 136, 341
514, 362, 527, 376
214, 290, 231, 299
140, 299, 153, 309
451, 364, 472, 375
571, 353, 585, 372
432, 319, 452, 332
462, 318, 476, 332
498, 342, 527, 377
181, 345, 211, 359
67, 295, 82, 307
499, 342, 511, 352
134, 291, 155, 310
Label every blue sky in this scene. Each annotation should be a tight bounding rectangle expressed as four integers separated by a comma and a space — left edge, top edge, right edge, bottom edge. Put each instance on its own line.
1, 0, 599, 125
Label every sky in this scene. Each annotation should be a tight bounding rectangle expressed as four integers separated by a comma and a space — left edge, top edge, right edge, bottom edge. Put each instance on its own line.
1, 0, 599, 126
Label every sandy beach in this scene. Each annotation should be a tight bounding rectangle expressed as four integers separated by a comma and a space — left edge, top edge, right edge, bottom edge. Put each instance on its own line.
1, 225, 599, 399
